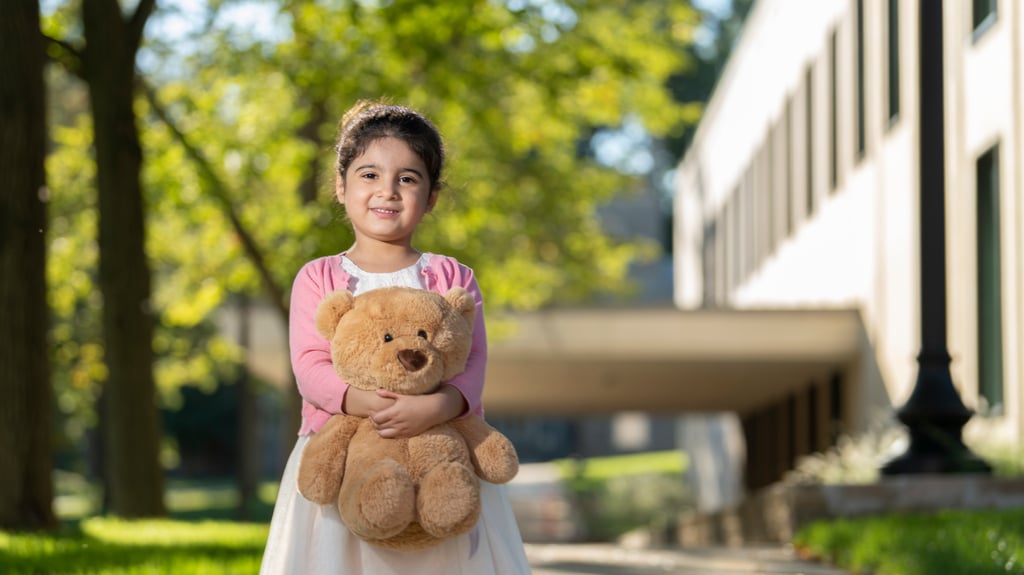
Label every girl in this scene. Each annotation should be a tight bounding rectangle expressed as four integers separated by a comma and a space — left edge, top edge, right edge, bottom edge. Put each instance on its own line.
259, 100, 531, 574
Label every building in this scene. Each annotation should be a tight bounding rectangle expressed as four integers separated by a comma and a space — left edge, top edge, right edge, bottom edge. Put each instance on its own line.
229, 0, 1021, 520
674, 0, 1022, 490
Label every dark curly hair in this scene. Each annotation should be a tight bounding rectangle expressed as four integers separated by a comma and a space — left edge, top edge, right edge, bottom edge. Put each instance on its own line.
335, 100, 445, 192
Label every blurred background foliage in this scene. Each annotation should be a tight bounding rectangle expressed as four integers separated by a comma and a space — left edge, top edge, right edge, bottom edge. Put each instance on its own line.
37, 0, 751, 476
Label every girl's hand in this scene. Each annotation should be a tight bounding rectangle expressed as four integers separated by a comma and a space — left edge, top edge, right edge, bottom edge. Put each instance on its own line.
369, 385, 466, 439
342, 386, 395, 417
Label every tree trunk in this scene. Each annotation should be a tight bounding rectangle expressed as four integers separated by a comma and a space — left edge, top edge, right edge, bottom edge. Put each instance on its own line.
81, 0, 165, 517
297, 99, 328, 205
0, 0, 57, 530
235, 295, 258, 520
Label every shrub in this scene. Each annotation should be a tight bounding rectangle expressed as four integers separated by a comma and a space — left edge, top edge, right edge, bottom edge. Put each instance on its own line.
556, 451, 691, 542
795, 508, 1024, 575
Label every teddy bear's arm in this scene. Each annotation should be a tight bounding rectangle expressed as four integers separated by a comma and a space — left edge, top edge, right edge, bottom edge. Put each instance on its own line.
448, 415, 519, 484
296, 415, 363, 505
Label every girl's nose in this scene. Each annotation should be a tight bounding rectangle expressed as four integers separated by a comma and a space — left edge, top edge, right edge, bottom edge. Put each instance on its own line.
376, 178, 400, 198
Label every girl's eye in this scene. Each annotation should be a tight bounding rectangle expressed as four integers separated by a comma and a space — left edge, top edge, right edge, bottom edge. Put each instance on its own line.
417, 330, 428, 339
383, 333, 393, 343
400, 176, 417, 184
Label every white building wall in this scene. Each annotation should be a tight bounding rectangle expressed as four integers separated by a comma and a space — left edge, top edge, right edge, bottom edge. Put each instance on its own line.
675, 0, 1023, 448
1016, 0, 1024, 444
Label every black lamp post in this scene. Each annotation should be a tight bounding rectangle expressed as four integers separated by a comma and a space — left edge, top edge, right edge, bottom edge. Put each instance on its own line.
881, 0, 990, 475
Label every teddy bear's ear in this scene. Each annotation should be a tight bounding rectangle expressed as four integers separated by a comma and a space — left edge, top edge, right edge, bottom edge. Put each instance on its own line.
315, 290, 355, 338
444, 287, 476, 331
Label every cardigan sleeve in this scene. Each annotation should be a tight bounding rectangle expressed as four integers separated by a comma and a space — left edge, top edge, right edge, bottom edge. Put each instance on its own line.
288, 261, 348, 414
439, 261, 487, 417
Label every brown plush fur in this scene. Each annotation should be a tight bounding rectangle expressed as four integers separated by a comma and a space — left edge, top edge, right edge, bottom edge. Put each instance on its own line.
296, 286, 519, 550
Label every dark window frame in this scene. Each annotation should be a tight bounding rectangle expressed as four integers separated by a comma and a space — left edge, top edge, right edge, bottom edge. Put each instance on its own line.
806, 64, 815, 216
702, 220, 717, 308
887, 0, 900, 125
829, 29, 838, 192
785, 95, 794, 236
855, 0, 866, 160
972, 0, 998, 41
976, 143, 1003, 412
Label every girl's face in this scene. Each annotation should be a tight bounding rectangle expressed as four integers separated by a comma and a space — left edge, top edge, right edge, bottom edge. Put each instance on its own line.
337, 137, 438, 247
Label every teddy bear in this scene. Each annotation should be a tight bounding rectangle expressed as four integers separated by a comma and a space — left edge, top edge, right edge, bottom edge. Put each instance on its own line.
296, 285, 519, 550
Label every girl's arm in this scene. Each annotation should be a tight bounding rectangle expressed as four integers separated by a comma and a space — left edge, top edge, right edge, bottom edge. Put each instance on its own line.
289, 264, 391, 417
289, 264, 348, 414
441, 268, 487, 416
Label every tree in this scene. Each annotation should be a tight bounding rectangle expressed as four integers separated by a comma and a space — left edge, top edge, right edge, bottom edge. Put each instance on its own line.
0, 0, 57, 529
80, 0, 165, 517
666, 0, 756, 158
39, 0, 709, 486
143, 0, 702, 308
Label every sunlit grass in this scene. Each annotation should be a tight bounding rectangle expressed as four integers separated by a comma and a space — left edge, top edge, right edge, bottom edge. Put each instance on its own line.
0, 473, 280, 573
794, 508, 1024, 575
550, 450, 690, 541
53, 472, 278, 522
80, 517, 267, 547
552, 449, 687, 480
0, 517, 268, 574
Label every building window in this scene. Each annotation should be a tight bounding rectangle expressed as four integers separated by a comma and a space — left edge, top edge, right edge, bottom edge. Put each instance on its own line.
807, 382, 820, 451
976, 144, 1003, 412
766, 129, 776, 255
855, 0, 866, 160
756, 142, 769, 264
729, 196, 739, 292
887, 0, 900, 124
703, 221, 717, 307
973, 0, 997, 39
744, 170, 755, 278
785, 96, 794, 236
829, 29, 838, 192
806, 64, 815, 217
829, 373, 844, 444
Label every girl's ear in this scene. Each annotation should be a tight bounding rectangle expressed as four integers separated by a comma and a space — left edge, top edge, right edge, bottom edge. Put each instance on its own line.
425, 188, 439, 213
335, 176, 345, 204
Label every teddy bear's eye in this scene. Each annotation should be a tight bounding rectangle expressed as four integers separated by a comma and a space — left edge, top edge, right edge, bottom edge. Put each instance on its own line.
417, 330, 428, 339
383, 333, 393, 343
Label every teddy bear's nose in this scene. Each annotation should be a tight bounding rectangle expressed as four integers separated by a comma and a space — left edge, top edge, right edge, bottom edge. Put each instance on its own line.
397, 349, 428, 372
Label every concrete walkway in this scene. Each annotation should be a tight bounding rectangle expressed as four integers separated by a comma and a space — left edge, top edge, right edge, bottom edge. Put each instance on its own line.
526, 543, 849, 575
511, 462, 849, 574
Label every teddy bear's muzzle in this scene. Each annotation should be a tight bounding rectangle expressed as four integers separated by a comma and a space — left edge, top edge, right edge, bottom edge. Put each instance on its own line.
397, 349, 428, 372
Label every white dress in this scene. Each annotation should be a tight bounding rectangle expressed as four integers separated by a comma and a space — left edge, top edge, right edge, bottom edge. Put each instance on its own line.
259, 254, 531, 575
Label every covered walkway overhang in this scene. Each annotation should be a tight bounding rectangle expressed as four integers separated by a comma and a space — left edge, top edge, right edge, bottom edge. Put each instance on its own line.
483, 307, 867, 417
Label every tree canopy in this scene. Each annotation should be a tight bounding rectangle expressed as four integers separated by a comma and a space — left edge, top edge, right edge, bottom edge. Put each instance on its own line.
36, 0, 715, 491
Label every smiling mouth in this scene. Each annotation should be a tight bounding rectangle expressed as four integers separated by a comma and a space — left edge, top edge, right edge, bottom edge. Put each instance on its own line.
371, 208, 399, 215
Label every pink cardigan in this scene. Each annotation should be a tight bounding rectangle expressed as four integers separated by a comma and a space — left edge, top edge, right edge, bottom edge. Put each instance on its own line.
289, 253, 488, 436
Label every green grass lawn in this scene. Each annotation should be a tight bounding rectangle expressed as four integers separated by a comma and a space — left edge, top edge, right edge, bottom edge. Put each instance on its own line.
552, 450, 691, 542
794, 507, 1024, 575
552, 449, 688, 480
53, 474, 279, 523
0, 517, 268, 574
0, 475, 276, 574
1, 453, 689, 571
8, 458, 1022, 574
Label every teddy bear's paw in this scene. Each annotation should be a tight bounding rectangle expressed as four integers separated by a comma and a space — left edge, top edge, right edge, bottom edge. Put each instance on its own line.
343, 460, 416, 539
417, 462, 481, 538
471, 434, 520, 484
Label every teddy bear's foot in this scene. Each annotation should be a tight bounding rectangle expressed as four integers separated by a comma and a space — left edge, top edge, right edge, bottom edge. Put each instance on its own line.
340, 459, 415, 540
417, 462, 481, 538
